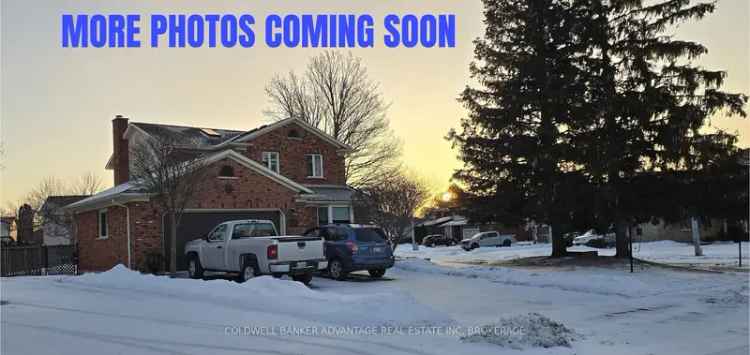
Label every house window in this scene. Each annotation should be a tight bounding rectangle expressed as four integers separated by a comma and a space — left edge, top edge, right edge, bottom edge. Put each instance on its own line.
98, 209, 108, 239
262, 152, 280, 173
306, 154, 323, 178
219, 165, 235, 177
288, 129, 301, 139
317, 206, 352, 225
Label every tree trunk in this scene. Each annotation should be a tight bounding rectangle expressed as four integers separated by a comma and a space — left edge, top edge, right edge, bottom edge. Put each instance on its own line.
691, 217, 703, 256
615, 219, 630, 258
169, 212, 177, 275
550, 225, 567, 257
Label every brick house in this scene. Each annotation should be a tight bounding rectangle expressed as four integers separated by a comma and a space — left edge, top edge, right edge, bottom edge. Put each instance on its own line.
66, 115, 354, 272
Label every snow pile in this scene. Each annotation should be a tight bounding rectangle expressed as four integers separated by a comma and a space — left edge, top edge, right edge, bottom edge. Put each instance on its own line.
72, 265, 453, 327
461, 313, 578, 349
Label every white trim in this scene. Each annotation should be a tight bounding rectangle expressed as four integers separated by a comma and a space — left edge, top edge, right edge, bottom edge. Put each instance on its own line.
111, 201, 132, 269
261, 151, 280, 174
202, 150, 314, 194
306, 154, 324, 178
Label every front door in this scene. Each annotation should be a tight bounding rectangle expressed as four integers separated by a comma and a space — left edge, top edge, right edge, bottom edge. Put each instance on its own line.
204, 224, 227, 270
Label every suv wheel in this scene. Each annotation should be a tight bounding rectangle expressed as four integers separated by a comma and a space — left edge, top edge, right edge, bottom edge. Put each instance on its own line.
503, 239, 512, 247
471, 243, 479, 250
328, 259, 347, 281
368, 269, 386, 278
188, 254, 203, 279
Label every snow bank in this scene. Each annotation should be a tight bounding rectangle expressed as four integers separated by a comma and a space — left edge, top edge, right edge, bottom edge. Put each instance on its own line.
461, 313, 579, 349
71, 265, 453, 328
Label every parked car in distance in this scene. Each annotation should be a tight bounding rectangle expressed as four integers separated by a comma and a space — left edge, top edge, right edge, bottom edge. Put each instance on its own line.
572, 229, 600, 246
562, 232, 579, 247
572, 229, 616, 248
422, 234, 455, 247
461, 231, 516, 250
304, 224, 395, 281
184, 220, 327, 285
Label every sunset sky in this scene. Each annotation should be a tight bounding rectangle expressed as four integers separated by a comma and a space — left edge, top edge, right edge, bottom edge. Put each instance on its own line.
1, 0, 748, 206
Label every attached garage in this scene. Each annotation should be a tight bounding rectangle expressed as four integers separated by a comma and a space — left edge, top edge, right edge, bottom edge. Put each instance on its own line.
164, 209, 285, 271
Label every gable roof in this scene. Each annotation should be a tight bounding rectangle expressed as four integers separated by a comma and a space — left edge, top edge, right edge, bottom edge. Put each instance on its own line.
223, 118, 352, 151
203, 150, 315, 194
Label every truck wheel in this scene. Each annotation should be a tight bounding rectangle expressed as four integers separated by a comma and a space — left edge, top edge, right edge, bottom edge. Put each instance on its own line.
503, 239, 512, 247
188, 254, 204, 279
328, 259, 347, 281
368, 269, 386, 278
237, 263, 256, 283
292, 273, 313, 285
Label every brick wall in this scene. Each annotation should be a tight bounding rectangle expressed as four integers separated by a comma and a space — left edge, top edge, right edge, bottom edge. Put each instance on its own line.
244, 122, 346, 185
76, 206, 129, 271
77, 157, 319, 272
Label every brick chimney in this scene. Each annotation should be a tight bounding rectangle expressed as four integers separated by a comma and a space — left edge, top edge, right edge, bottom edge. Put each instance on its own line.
112, 115, 130, 185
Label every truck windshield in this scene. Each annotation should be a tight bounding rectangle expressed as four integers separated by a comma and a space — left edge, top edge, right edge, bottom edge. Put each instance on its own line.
354, 228, 386, 243
232, 223, 277, 239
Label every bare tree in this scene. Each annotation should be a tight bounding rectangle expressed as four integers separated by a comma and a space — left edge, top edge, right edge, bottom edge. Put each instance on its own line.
129, 136, 211, 274
354, 169, 431, 249
265, 51, 402, 187
71, 172, 103, 195
26, 177, 68, 211
0, 201, 19, 218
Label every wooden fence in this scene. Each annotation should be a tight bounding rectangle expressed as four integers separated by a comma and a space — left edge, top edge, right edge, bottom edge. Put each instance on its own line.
1, 244, 77, 276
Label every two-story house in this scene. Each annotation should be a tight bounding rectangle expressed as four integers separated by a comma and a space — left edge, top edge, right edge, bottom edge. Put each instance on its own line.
66, 115, 353, 272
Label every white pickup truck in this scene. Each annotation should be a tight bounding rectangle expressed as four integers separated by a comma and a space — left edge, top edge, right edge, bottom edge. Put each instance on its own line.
184, 220, 327, 284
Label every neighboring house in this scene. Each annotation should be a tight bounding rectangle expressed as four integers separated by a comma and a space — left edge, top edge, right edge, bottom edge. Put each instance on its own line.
636, 219, 724, 242
65, 115, 353, 272
1, 216, 16, 242
39, 195, 90, 246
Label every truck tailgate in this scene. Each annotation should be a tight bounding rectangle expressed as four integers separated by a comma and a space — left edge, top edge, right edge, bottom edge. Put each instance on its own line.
274, 236, 324, 261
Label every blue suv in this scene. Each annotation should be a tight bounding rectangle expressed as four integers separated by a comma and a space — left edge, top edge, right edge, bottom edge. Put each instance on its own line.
304, 224, 395, 280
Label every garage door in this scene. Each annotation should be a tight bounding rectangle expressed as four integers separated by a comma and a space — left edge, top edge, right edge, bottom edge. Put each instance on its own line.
164, 210, 282, 271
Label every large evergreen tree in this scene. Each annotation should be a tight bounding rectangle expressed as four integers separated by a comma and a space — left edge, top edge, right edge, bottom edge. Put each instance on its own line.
576, 0, 747, 256
452, 0, 746, 259
450, 0, 590, 256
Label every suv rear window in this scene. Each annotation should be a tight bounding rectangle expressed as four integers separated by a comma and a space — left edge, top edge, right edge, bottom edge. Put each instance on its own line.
354, 228, 386, 243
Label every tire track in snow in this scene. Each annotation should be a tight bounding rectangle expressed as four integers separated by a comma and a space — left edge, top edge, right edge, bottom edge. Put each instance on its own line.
6, 301, 433, 355
3, 321, 296, 355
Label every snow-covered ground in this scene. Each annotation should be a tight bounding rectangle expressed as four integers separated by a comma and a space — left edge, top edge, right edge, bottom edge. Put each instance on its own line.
396, 240, 749, 269
2, 258, 748, 354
